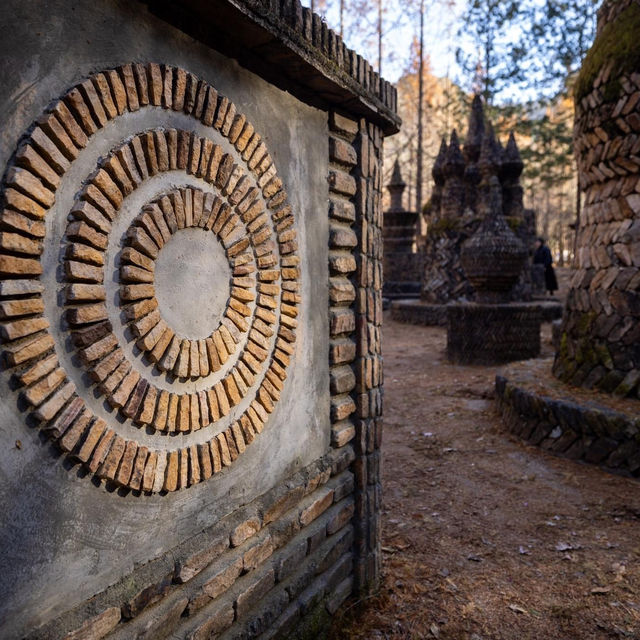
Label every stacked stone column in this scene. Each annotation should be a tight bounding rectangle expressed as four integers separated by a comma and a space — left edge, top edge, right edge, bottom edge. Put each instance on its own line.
553, 0, 640, 397
497, 0, 640, 478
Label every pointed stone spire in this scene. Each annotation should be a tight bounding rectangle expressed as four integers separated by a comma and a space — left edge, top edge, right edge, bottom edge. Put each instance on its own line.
502, 132, 524, 179
429, 138, 448, 219
440, 130, 466, 219
432, 137, 448, 186
501, 131, 525, 219
463, 94, 485, 164
478, 122, 500, 180
461, 174, 527, 303
443, 130, 465, 178
387, 158, 406, 212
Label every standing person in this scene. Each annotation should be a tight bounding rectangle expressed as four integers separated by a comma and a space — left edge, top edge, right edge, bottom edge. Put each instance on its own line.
533, 237, 558, 296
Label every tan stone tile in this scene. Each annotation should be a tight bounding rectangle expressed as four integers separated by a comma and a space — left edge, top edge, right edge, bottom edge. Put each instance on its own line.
152, 389, 169, 431
142, 450, 158, 492
88, 347, 123, 382
115, 440, 137, 486
65, 87, 97, 134
119, 64, 139, 111
23, 367, 66, 407
0, 316, 49, 340
147, 63, 163, 106
138, 384, 157, 425
152, 451, 167, 493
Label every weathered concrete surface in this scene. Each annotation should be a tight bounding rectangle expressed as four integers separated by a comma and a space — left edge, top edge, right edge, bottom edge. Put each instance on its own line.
154, 228, 231, 339
0, 1, 329, 636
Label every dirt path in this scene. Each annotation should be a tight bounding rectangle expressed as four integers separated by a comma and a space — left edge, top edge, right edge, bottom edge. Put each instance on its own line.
330, 316, 640, 640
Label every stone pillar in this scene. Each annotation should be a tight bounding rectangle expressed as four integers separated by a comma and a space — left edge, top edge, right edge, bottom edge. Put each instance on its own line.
553, 0, 640, 397
447, 166, 540, 366
382, 160, 422, 298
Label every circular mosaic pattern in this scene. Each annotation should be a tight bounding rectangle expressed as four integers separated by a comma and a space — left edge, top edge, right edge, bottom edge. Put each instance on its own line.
117, 186, 247, 377
0, 64, 300, 492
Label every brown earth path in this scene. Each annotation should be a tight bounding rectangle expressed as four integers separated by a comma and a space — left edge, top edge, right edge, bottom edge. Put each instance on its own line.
330, 312, 640, 640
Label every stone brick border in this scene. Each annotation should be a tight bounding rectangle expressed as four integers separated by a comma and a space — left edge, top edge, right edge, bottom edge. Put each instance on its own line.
496, 360, 640, 476
1, 64, 299, 493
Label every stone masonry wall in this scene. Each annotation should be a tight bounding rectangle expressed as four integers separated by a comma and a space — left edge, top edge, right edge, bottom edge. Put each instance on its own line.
552, 0, 640, 397
0, 1, 395, 638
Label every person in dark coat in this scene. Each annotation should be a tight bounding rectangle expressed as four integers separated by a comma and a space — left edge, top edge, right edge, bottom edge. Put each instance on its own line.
533, 237, 558, 295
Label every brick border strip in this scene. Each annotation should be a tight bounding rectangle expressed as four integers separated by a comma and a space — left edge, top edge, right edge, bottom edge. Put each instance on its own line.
0, 63, 299, 493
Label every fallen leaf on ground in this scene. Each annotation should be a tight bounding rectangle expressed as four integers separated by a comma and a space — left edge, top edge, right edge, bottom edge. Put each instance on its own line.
591, 586, 612, 595
508, 604, 528, 614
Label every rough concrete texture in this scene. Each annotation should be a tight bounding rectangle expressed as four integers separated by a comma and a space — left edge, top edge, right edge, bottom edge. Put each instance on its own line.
0, 1, 329, 636
153, 228, 231, 339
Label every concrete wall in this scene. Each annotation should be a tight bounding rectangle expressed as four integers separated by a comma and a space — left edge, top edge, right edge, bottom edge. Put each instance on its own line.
0, 1, 394, 637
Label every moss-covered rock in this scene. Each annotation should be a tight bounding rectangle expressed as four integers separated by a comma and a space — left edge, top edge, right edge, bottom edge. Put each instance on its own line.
575, 2, 640, 103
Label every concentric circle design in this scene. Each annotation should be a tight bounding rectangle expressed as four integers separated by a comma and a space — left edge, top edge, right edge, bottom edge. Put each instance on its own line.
0, 64, 300, 492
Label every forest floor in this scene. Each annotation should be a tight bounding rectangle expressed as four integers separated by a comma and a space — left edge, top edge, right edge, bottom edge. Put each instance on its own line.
329, 274, 640, 640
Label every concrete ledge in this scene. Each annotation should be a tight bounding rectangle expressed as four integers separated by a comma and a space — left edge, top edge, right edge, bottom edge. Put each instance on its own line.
145, 0, 400, 134
391, 298, 563, 328
390, 299, 449, 326
496, 358, 640, 478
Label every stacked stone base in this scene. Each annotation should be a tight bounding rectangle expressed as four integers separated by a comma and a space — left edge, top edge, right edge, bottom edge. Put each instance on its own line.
496, 359, 640, 477
383, 252, 423, 299
446, 303, 541, 365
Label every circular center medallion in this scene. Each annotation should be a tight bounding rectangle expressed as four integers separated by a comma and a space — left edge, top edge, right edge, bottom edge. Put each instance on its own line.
154, 227, 231, 340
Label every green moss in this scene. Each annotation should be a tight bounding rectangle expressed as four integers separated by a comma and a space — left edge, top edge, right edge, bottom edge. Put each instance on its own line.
427, 217, 461, 237
594, 342, 614, 369
575, 3, 640, 103
559, 332, 568, 358
505, 216, 523, 231
576, 311, 596, 336
291, 601, 331, 640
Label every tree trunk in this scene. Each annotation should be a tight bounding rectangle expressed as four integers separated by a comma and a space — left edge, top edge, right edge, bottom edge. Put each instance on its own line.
416, 0, 424, 215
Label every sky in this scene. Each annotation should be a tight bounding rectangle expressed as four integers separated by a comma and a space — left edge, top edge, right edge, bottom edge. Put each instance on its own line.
299, 0, 598, 105
299, 0, 467, 85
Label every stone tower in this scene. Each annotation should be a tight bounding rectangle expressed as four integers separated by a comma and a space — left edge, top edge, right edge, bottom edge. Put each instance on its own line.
421, 96, 533, 305
382, 159, 422, 298
553, 0, 640, 397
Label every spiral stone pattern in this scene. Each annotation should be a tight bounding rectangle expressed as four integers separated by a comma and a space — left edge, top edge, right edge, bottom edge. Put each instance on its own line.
0, 63, 300, 492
